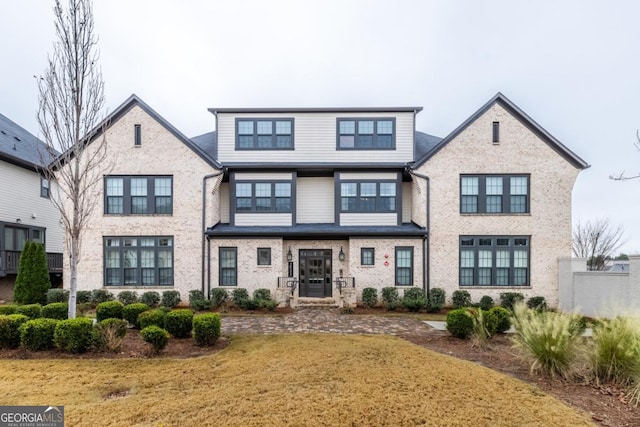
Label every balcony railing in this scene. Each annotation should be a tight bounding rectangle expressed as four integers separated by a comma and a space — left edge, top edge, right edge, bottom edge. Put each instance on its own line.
0, 250, 63, 276
277, 276, 298, 294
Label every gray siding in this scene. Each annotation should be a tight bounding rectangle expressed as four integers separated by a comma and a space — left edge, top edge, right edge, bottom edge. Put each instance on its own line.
235, 213, 292, 226
340, 213, 397, 226
296, 177, 334, 224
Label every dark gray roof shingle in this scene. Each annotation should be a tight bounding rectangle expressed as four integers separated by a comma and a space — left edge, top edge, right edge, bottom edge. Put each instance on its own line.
0, 113, 58, 169
190, 131, 217, 164
414, 131, 442, 159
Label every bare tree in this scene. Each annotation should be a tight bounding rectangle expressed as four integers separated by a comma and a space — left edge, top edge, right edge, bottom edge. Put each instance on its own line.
572, 218, 626, 271
609, 131, 640, 181
37, 0, 110, 318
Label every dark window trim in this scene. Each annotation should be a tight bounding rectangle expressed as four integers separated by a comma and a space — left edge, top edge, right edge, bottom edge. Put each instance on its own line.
103, 236, 174, 287
134, 124, 142, 146
394, 246, 414, 286
104, 175, 173, 215
234, 180, 293, 214
219, 247, 238, 286
361, 247, 375, 266
0, 222, 47, 251
492, 121, 500, 143
339, 180, 398, 213
235, 118, 295, 150
257, 247, 271, 266
40, 177, 50, 198
458, 235, 530, 287
336, 117, 397, 150
459, 174, 530, 214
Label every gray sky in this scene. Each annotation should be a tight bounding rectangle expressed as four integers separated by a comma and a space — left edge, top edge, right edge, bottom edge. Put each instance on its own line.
1, 0, 639, 254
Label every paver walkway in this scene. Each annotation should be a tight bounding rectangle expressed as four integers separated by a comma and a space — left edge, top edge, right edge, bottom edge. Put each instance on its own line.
221, 308, 444, 337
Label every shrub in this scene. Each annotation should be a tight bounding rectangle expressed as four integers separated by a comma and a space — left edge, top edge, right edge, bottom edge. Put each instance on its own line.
20, 318, 59, 351
361, 288, 378, 308
140, 325, 170, 354
14, 241, 51, 305
511, 302, 583, 379
16, 304, 42, 319
140, 291, 161, 308
446, 308, 474, 339
0, 314, 29, 348
526, 296, 548, 311
93, 318, 128, 352
76, 290, 93, 304
467, 308, 498, 347
54, 317, 93, 353
452, 290, 472, 309
161, 291, 181, 308
165, 309, 194, 338
254, 289, 277, 311
231, 288, 250, 305
41, 302, 68, 320
427, 288, 445, 313
258, 299, 278, 311
253, 289, 272, 302
189, 289, 205, 303
402, 288, 427, 312
209, 288, 228, 308
590, 316, 640, 386
77, 302, 92, 317
92, 289, 114, 305
96, 301, 124, 322
123, 303, 151, 328
117, 291, 139, 306
479, 295, 494, 311
138, 309, 167, 329
500, 292, 524, 311
381, 287, 401, 311
193, 313, 221, 346
0, 305, 18, 315
489, 306, 512, 333
191, 299, 213, 311
46, 289, 69, 304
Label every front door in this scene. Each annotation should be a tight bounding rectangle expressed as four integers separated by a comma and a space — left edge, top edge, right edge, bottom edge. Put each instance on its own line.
299, 249, 332, 298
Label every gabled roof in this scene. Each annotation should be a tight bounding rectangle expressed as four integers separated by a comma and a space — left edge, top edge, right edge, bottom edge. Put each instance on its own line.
208, 106, 423, 114
190, 131, 217, 164
412, 92, 590, 170
0, 112, 58, 171
414, 131, 442, 160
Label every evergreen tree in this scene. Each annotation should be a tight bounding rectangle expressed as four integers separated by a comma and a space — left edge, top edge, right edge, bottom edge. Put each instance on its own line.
13, 241, 51, 305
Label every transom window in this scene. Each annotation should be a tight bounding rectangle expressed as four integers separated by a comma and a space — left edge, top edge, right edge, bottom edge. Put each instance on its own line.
219, 247, 237, 286
235, 182, 291, 213
340, 181, 396, 212
337, 118, 395, 149
104, 236, 173, 286
236, 119, 294, 149
459, 236, 529, 287
395, 247, 413, 286
361, 248, 375, 266
460, 175, 529, 214
105, 176, 173, 215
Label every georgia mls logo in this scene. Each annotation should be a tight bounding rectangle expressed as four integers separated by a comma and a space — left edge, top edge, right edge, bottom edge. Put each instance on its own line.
0, 405, 64, 427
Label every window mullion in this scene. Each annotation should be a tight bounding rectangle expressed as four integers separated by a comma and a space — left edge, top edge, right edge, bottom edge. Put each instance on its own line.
478, 177, 486, 213
503, 176, 510, 213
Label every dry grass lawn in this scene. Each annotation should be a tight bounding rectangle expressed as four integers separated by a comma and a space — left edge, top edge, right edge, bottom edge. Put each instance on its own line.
0, 334, 593, 426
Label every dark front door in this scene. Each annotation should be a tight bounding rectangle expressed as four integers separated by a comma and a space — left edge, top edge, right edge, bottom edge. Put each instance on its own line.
299, 249, 332, 298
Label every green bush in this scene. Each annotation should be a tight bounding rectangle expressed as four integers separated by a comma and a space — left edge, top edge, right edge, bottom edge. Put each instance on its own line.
590, 316, 640, 386
161, 291, 181, 308
402, 287, 426, 312
446, 308, 474, 339
41, 302, 68, 320
259, 299, 278, 311
189, 289, 205, 302
140, 291, 161, 307
427, 288, 445, 313
489, 306, 512, 333
231, 288, 249, 305
0, 314, 29, 348
500, 292, 524, 311
0, 305, 18, 315
193, 313, 222, 346
123, 303, 151, 328
54, 318, 93, 353
93, 318, 128, 352
209, 288, 229, 308
452, 290, 472, 309
526, 296, 548, 311
46, 289, 69, 304
139, 309, 167, 329
189, 290, 211, 311
117, 291, 139, 306
96, 301, 124, 322
140, 325, 170, 354
20, 318, 59, 351
165, 309, 194, 338
467, 308, 498, 346
16, 304, 42, 319
91, 289, 114, 305
381, 287, 401, 311
76, 290, 93, 304
479, 295, 494, 311
14, 241, 51, 305
254, 289, 276, 311
253, 289, 272, 302
361, 288, 378, 308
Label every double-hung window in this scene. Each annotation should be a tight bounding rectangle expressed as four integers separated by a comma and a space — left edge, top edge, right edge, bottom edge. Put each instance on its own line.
219, 247, 237, 286
236, 119, 294, 149
340, 181, 396, 212
40, 178, 50, 198
459, 236, 529, 286
395, 247, 413, 286
460, 175, 529, 214
361, 248, 375, 266
104, 236, 173, 286
105, 176, 173, 215
235, 182, 291, 213
337, 118, 395, 149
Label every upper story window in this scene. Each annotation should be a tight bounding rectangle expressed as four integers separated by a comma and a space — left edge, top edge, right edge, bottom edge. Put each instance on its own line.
134, 124, 142, 146
459, 236, 529, 286
40, 177, 50, 198
460, 175, 529, 214
236, 118, 294, 150
2, 224, 46, 251
340, 181, 396, 213
337, 118, 395, 150
235, 182, 292, 213
105, 176, 173, 215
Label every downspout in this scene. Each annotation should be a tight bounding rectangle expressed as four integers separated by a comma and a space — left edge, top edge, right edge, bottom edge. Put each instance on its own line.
202, 170, 225, 295
409, 169, 430, 296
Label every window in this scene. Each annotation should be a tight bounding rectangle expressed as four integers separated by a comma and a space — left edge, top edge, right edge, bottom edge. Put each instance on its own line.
236, 118, 294, 149
134, 124, 141, 146
219, 247, 237, 286
235, 182, 291, 213
337, 118, 395, 149
257, 248, 271, 266
492, 121, 499, 143
340, 181, 396, 212
395, 247, 413, 286
361, 248, 375, 266
460, 175, 529, 214
105, 176, 173, 215
40, 177, 50, 198
459, 236, 529, 286
104, 236, 173, 286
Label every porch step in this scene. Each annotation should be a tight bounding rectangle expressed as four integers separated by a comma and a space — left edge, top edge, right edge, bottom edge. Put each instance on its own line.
296, 297, 339, 308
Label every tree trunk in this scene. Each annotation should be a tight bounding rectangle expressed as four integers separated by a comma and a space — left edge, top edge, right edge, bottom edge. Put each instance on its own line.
68, 237, 79, 319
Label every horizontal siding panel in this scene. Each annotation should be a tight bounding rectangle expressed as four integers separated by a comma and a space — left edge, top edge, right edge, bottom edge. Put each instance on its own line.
402, 182, 412, 223
339, 172, 398, 180
296, 177, 334, 223
219, 183, 229, 223
235, 213, 292, 226
340, 213, 397, 226
234, 172, 293, 181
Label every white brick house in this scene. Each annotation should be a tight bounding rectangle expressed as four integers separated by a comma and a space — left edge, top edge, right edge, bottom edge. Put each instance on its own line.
62, 93, 588, 307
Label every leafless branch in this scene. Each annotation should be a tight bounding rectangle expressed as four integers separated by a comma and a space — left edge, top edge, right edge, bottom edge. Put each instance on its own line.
610, 130, 640, 181
572, 218, 626, 271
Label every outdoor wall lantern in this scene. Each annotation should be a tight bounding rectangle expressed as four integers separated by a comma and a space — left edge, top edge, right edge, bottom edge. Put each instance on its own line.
339, 247, 345, 261
287, 247, 293, 262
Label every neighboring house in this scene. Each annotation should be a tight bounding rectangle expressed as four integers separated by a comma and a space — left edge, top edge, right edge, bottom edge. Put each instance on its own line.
64, 93, 588, 308
0, 113, 63, 301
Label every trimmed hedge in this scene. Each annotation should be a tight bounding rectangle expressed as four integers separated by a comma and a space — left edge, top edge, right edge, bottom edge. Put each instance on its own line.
139, 309, 167, 329
0, 305, 18, 315
500, 292, 524, 311
140, 291, 161, 308
189, 289, 212, 311
117, 291, 139, 306
210, 288, 229, 308
161, 291, 181, 308
123, 303, 151, 329
0, 314, 29, 348
96, 301, 124, 322
140, 326, 170, 354
361, 288, 378, 308
42, 302, 68, 320
46, 289, 69, 304
16, 304, 42, 319
489, 306, 512, 333
427, 288, 446, 313
91, 289, 114, 304
93, 318, 128, 352
193, 313, 221, 346
527, 296, 548, 312
446, 308, 474, 339
452, 290, 472, 309
165, 309, 194, 338
76, 290, 93, 304
382, 287, 401, 311
54, 318, 93, 353
479, 295, 494, 311
402, 287, 427, 312
20, 318, 59, 351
